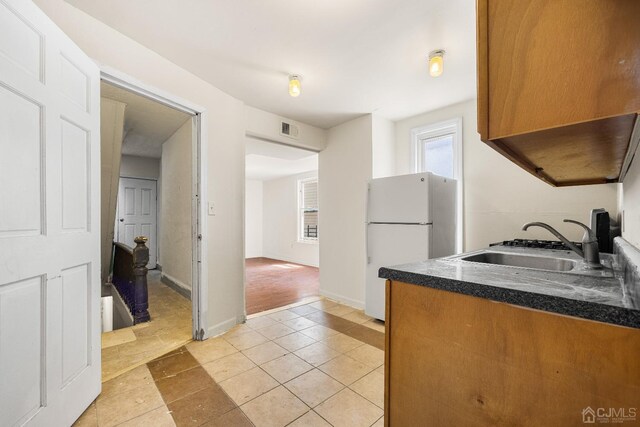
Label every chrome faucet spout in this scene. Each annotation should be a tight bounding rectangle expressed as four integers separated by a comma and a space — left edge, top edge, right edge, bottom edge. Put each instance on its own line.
521, 220, 602, 269
521, 222, 584, 257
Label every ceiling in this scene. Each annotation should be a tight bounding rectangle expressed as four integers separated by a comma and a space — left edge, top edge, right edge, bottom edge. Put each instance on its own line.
70, 0, 476, 129
246, 138, 318, 181
101, 82, 191, 158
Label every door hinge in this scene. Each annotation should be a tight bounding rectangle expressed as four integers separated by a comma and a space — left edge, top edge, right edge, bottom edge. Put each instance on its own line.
197, 234, 202, 240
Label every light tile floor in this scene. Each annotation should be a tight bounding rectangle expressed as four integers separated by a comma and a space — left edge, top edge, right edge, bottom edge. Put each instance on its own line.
77, 298, 385, 426
101, 271, 193, 382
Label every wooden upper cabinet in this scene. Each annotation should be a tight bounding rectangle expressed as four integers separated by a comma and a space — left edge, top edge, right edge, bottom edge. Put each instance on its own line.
477, 0, 640, 186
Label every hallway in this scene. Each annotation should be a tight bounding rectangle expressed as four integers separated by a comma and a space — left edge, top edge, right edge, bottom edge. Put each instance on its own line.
101, 271, 192, 381
245, 258, 319, 315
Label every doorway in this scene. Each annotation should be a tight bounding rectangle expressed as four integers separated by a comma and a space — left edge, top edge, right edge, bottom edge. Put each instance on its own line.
244, 138, 320, 314
99, 77, 200, 380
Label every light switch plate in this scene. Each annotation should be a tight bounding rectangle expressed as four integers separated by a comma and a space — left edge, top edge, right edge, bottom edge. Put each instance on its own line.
208, 202, 215, 216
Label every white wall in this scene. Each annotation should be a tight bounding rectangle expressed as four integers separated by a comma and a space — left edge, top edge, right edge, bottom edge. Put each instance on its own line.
395, 99, 619, 251
372, 114, 396, 179
319, 115, 373, 308
621, 154, 640, 248
262, 171, 319, 267
245, 180, 264, 258
245, 106, 326, 152
36, 0, 247, 336
120, 155, 160, 180
160, 121, 192, 291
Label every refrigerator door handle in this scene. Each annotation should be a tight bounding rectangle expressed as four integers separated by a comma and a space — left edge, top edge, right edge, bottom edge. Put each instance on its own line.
365, 222, 371, 264
366, 183, 371, 264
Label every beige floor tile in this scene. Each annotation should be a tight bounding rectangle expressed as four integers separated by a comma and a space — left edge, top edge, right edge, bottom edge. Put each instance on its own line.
223, 323, 254, 339
261, 353, 313, 383
186, 337, 238, 364
242, 341, 289, 365
101, 272, 192, 381
102, 328, 137, 349
100, 365, 155, 400
322, 333, 364, 353
267, 309, 300, 322
284, 369, 344, 408
315, 388, 383, 427
375, 364, 384, 375
299, 325, 339, 341
288, 411, 332, 427
240, 386, 308, 427
294, 342, 341, 367
255, 323, 296, 340
350, 371, 384, 408
202, 352, 256, 382
288, 304, 319, 316
318, 355, 375, 386
219, 367, 278, 405
281, 316, 317, 331
246, 316, 279, 330
72, 402, 97, 427
362, 320, 385, 333
117, 406, 176, 427
274, 331, 316, 352
309, 300, 338, 310
341, 310, 374, 324
224, 330, 269, 351
371, 416, 384, 427
324, 304, 356, 317
95, 379, 164, 427
346, 344, 384, 368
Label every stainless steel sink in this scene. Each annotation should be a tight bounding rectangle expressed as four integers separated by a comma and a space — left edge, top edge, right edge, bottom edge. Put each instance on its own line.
458, 252, 578, 272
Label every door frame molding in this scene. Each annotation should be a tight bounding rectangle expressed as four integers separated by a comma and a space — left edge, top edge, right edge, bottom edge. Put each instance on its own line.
101, 67, 209, 340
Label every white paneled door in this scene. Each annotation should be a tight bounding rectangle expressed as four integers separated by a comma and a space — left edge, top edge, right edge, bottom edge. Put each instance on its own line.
0, 0, 101, 425
117, 177, 157, 268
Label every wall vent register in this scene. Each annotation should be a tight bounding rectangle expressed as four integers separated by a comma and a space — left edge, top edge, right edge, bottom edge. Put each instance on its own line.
280, 121, 299, 138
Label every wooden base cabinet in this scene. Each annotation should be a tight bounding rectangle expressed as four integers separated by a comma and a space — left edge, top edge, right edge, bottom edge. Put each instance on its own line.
384, 280, 640, 426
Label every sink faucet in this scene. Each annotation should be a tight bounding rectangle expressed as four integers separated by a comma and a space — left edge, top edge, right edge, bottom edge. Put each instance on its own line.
521, 219, 602, 269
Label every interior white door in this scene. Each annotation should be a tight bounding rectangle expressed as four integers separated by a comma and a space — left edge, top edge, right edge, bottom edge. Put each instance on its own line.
0, 0, 101, 425
365, 224, 431, 320
117, 177, 157, 268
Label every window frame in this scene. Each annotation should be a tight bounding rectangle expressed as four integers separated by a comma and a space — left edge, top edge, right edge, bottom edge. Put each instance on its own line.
297, 176, 319, 243
411, 117, 464, 253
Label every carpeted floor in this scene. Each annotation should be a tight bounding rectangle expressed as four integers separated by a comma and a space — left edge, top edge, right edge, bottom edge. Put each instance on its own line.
245, 257, 319, 315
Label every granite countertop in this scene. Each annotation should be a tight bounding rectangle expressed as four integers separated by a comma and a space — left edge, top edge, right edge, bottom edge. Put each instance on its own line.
379, 239, 640, 329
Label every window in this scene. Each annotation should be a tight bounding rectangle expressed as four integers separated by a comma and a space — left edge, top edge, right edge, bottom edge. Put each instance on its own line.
412, 119, 461, 179
298, 178, 318, 241
411, 118, 463, 253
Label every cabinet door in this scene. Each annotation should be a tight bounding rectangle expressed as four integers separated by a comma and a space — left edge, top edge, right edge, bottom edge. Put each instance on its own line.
479, 0, 640, 139
476, 0, 640, 187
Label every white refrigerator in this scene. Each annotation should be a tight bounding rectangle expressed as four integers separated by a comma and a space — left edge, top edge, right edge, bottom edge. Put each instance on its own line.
365, 172, 457, 320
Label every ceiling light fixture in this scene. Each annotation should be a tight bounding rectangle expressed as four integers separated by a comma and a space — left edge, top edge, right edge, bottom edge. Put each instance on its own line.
289, 75, 301, 97
428, 50, 446, 77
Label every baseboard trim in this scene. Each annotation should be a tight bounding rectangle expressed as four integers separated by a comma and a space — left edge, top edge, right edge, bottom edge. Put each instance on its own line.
319, 289, 364, 309
161, 273, 192, 300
